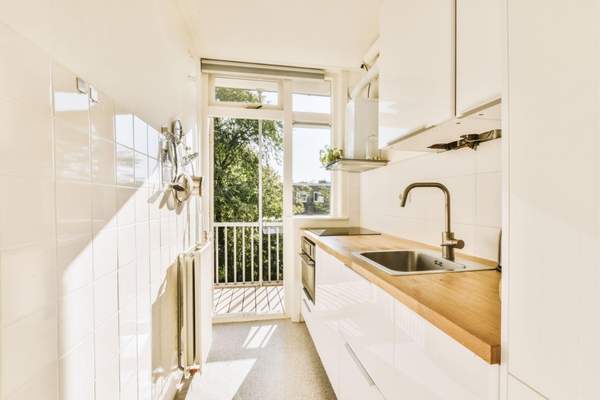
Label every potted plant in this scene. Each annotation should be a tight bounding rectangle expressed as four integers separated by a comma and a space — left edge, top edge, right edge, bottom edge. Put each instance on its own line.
319, 146, 344, 167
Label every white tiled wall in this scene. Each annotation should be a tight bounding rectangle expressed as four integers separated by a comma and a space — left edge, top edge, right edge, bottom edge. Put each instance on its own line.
0, 24, 199, 400
360, 140, 502, 261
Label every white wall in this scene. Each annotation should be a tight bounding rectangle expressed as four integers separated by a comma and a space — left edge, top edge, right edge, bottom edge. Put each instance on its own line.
360, 140, 502, 261
0, 23, 199, 400
0, 0, 197, 129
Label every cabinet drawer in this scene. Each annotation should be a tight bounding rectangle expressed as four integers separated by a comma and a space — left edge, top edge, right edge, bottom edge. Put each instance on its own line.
339, 341, 385, 400
393, 300, 499, 399
336, 265, 396, 399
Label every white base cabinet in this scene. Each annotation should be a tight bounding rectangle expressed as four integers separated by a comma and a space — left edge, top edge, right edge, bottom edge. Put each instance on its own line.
302, 246, 500, 400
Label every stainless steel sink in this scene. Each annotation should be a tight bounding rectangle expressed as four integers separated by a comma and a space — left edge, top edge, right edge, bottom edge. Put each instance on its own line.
352, 250, 495, 276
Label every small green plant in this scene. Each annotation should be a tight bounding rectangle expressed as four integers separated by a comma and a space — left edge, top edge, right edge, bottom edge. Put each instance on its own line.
319, 146, 344, 167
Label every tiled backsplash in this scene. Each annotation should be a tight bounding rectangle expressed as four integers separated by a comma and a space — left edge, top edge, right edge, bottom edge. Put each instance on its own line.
0, 24, 199, 400
360, 140, 502, 261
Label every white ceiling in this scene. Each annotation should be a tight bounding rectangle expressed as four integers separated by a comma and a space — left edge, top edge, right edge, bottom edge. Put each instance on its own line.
179, 0, 382, 70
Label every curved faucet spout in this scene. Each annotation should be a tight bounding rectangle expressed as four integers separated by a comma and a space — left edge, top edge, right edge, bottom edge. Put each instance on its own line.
399, 182, 463, 261
400, 182, 451, 231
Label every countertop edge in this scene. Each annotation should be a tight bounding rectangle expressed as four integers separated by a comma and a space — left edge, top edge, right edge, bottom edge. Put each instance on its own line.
303, 229, 501, 365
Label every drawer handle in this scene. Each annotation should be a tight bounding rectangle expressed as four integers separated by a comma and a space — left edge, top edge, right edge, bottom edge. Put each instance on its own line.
344, 342, 375, 387
302, 298, 312, 313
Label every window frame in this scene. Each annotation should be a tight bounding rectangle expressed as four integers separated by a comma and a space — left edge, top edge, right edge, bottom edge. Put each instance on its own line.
209, 75, 283, 110
206, 72, 341, 219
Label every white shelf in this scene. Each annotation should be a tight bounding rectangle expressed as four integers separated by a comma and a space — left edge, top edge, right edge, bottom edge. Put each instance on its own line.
326, 159, 388, 173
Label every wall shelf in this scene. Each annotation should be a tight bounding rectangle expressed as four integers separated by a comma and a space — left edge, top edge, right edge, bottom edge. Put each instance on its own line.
325, 159, 388, 173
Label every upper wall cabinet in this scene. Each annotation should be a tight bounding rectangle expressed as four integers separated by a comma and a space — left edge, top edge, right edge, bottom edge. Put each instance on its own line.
378, 0, 455, 148
378, 0, 503, 150
456, 0, 502, 115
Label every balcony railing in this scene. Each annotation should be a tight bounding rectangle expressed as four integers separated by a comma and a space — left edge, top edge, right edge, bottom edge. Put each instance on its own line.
213, 221, 283, 287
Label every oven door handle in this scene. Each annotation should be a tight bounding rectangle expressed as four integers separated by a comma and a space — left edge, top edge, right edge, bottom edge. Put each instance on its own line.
299, 253, 315, 266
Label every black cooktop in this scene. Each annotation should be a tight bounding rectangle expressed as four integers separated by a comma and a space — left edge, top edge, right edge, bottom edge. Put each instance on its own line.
307, 227, 381, 237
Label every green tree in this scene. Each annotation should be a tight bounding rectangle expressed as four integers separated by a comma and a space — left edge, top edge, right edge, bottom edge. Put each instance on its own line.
213, 89, 283, 223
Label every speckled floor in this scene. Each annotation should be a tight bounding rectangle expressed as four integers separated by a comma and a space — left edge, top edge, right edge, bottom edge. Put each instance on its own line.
185, 319, 336, 400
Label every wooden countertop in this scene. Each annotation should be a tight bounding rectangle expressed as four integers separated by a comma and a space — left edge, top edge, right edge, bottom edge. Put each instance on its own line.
303, 230, 501, 365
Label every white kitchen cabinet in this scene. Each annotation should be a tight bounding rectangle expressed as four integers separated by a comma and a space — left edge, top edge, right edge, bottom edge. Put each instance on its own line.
505, 1, 600, 399
456, 0, 502, 114
310, 246, 345, 395
305, 244, 499, 399
338, 341, 385, 400
394, 300, 499, 400
379, 0, 455, 148
335, 264, 397, 399
506, 376, 544, 400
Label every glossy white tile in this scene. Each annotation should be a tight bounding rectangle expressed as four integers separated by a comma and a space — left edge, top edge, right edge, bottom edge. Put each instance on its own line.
95, 315, 120, 359
92, 227, 118, 278
94, 270, 118, 327
118, 225, 136, 267
134, 115, 148, 155
474, 226, 502, 262
476, 139, 502, 174
95, 351, 120, 400
56, 181, 92, 240
120, 375, 138, 400
0, 176, 54, 249
148, 156, 160, 188
54, 118, 91, 182
91, 136, 115, 184
0, 242, 56, 327
135, 151, 149, 186
59, 284, 94, 356
57, 235, 93, 294
115, 110, 134, 148
0, 97, 53, 178
3, 361, 58, 400
92, 184, 117, 232
116, 187, 136, 227
135, 186, 150, 223
52, 63, 89, 133
476, 172, 502, 227
116, 144, 135, 186
58, 338, 94, 400
89, 89, 115, 142
147, 126, 160, 159
1, 307, 58, 396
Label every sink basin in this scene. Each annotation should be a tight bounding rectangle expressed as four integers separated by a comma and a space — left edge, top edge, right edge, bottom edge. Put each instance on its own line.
353, 250, 496, 276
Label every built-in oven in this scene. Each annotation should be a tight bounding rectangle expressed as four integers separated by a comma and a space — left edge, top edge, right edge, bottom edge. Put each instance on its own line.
300, 236, 316, 303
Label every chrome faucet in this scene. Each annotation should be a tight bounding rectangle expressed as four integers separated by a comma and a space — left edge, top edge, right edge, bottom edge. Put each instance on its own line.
399, 182, 464, 261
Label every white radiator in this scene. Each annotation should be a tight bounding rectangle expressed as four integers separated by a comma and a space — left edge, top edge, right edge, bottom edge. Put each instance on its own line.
177, 242, 213, 373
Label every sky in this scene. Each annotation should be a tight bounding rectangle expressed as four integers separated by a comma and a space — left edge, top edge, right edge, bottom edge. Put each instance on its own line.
292, 127, 331, 183
291, 94, 331, 183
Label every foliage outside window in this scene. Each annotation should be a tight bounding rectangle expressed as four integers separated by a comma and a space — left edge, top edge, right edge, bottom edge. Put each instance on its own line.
214, 77, 278, 106
213, 116, 282, 223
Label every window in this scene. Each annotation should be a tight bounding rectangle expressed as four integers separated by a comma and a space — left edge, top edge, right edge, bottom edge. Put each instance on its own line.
292, 126, 331, 216
214, 77, 279, 106
292, 80, 331, 114
292, 93, 331, 113
207, 73, 336, 217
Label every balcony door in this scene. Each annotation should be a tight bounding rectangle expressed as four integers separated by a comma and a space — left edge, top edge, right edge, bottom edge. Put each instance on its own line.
212, 116, 284, 291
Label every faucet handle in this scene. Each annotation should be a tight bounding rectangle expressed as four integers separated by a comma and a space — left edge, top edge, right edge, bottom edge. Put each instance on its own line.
441, 232, 464, 249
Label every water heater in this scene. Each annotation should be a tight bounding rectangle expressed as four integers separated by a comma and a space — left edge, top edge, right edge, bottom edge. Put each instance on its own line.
345, 98, 378, 159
